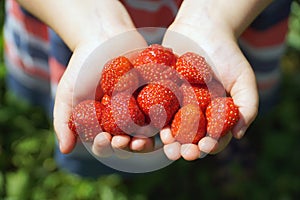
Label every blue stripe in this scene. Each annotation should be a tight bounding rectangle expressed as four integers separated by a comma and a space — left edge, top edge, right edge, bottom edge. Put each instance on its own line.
49, 29, 72, 67
6, 74, 52, 118
12, 31, 49, 61
250, 0, 292, 30
241, 46, 281, 73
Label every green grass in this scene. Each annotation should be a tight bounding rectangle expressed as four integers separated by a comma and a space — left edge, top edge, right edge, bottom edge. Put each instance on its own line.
1, 1, 300, 200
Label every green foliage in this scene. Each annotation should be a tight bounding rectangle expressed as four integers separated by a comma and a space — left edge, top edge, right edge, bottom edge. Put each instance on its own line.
288, 2, 300, 50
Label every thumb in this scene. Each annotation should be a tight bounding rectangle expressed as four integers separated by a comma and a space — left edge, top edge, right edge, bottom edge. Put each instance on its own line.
53, 43, 97, 154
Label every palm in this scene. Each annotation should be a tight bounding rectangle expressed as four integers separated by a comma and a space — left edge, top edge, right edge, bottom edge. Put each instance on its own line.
160, 22, 259, 160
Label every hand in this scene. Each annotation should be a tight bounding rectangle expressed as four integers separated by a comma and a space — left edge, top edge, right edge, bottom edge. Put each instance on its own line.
51, 1, 154, 155
160, 3, 259, 160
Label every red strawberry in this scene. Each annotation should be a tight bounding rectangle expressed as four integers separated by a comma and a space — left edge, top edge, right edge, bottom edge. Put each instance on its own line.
101, 92, 145, 135
207, 79, 226, 98
133, 44, 180, 84
137, 80, 180, 129
135, 63, 181, 85
171, 104, 206, 144
133, 44, 177, 67
206, 97, 239, 139
180, 80, 226, 112
100, 56, 139, 96
180, 83, 212, 112
68, 100, 104, 142
176, 52, 213, 84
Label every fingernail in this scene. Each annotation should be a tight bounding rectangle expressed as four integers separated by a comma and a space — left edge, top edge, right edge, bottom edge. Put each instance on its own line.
199, 139, 218, 153
237, 127, 247, 139
199, 141, 209, 151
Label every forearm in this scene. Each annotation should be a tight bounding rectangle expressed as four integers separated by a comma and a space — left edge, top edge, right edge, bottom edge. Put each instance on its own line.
16, 0, 135, 50
175, 0, 273, 38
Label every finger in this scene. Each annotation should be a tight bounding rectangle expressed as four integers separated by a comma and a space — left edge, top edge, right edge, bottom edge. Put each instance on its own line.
163, 142, 181, 161
198, 136, 219, 154
111, 135, 131, 149
160, 127, 176, 144
92, 132, 113, 157
210, 132, 233, 154
181, 144, 201, 161
129, 135, 154, 152
111, 135, 133, 159
53, 83, 77, 154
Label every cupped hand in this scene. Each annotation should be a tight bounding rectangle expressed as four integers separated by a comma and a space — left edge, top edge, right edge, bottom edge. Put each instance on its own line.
52, 1, 154, 156
161, 10, 259, 160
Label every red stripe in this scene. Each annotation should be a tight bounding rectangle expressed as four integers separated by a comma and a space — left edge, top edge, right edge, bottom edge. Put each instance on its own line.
240, 18, 289, 47
125, 7, 174, 28
49, 57, 66, 84
121, 0, 182, 28
4, 41, 50, 81
257, 77, 279, 91
9, 0, 49, 41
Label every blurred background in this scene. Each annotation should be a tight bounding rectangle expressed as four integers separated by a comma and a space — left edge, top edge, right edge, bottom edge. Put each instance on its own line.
0, 1, 300, 200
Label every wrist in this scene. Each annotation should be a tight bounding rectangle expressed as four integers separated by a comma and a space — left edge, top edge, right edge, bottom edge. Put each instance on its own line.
172, 0, 235, 41
17, 0, 135, 51
54, 1, 135, 51
175, 0, 272, 38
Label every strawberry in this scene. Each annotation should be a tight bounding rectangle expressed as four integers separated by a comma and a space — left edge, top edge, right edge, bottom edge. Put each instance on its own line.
207, 79, 226, 98
206, 97, 239, 139
175, 52, 213, 84
68, 100, 104, 142
137, 80, 180, 129
180, 80, 226, 112
171, 104, 206, 144
101, 92, 145, 135
133, 44, 180, 84
133, 44, 177, 68
135, 63, 181, 85
100, 56, 139, 96
180, 83, 212, 112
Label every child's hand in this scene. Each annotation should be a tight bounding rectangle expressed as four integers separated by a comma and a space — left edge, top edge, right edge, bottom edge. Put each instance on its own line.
54, 30, 153, 157
160, 0, 264, 160
49, 1, 154, 154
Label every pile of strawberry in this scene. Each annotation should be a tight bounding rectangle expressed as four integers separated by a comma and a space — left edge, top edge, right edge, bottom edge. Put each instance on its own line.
68, 44, 240, 145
